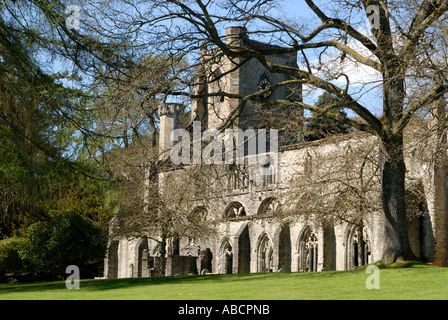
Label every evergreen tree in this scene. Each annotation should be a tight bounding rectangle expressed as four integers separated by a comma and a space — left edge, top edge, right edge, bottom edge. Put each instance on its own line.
303, 92, 351, 141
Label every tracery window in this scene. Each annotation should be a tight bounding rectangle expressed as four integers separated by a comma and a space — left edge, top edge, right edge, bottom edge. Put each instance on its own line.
257, 197, 280, 216
224, 202, 246, 218
346, 226, 371, 269
298, 227, 318, 272
226, 163, 249, 190
257, 233, 274, 273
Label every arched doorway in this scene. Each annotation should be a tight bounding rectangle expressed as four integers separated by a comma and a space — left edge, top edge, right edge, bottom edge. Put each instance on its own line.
137, 238, 149, 277
107, 240, 119, 278
238, 225, 251, 273
198, 248, 213, 274
278, 226, 291, 272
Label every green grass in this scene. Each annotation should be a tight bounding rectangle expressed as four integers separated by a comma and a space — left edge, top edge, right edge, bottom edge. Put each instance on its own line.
0, 262, 447, 300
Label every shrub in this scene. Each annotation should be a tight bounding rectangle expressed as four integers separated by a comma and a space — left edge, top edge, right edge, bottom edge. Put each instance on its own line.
0, 237, 29, 282
25, 210, 107, 281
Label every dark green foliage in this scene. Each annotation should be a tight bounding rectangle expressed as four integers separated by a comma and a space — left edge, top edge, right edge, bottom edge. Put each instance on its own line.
0, 211, 108, 283
0, 210, 108, 283
303, 92, 351, 141
24, 210, 107, 281
0, 237, 30, 282
0, 3, 80, 238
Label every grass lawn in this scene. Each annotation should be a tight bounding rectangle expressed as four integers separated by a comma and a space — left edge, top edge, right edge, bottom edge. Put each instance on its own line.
0, 262, 447, 300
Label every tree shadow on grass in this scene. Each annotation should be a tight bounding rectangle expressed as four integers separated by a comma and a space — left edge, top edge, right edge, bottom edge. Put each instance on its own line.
0, 271, 345, 295
354, 260, 431, 271
0, 273, 251, 295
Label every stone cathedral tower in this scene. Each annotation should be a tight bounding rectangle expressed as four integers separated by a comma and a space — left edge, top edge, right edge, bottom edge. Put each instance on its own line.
191, 26, 303, 132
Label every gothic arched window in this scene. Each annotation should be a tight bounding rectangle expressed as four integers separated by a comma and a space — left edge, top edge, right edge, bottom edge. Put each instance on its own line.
346, 225, 371, 269
298, 227, 318, 272
224, 202, 246, 218
257, 197, 280, 216
219, 239, 233, 274
257, 233, 274, 273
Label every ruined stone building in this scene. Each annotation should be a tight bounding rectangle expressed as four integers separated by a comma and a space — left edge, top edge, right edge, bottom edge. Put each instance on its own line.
104, 27, 448, 278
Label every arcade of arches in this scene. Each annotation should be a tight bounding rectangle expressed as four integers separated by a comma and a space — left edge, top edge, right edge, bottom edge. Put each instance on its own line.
105, 199, 376, 278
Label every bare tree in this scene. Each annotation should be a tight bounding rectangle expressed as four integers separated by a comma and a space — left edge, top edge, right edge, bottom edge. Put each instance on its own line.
91, 58, 218, 275
286, 133, 381, 224
75, 0, 448, 263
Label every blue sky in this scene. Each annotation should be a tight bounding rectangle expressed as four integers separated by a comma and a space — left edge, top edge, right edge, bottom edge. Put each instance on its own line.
56, 1, 383, 118
247, 0, 383, 116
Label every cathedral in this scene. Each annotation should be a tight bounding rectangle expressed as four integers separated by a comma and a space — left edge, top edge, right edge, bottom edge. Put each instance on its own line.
104, 27, 447, 279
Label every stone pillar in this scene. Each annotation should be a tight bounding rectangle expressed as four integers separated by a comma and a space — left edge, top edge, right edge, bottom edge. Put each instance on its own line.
141, 249, 149, 277
272, 231, 280, 273
232, 236, 239, 274
272, 245, 279, 273
291, 253, 299, 272
166, 255, 174, 276
317, 230, 324, 272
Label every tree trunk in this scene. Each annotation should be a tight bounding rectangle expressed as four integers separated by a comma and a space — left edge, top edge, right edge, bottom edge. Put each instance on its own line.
379, 133, 417, 263
357, 223, 365, 266
160, 235, 167, 276
430, 96, 447, 265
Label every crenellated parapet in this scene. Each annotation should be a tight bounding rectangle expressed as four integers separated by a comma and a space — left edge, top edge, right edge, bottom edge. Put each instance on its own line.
158, 103, 185, 117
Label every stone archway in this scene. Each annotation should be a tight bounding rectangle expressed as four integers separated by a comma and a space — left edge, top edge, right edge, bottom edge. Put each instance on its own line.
257, 197, 280, 216
107, 240, 119, 278
277, 226, 291, 272
197, 248, 213, 274
237, 225, 251, 274
137, 238, 149, 277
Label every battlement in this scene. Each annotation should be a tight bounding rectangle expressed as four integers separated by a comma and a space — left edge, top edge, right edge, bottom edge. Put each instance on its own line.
159, 103, 185, 116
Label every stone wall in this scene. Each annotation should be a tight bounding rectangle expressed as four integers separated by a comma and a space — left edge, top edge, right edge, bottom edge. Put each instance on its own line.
166, 255, 198, 276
